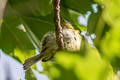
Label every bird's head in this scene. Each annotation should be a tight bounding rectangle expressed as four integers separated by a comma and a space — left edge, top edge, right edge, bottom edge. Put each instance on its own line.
61, 19, 74, 30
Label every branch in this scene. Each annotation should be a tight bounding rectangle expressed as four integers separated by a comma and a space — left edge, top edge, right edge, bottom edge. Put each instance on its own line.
0, 0, 8, 28
53, 0, 64, 50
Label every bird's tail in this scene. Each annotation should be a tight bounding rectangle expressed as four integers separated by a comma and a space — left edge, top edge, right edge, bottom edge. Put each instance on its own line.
23, 54, 42, 70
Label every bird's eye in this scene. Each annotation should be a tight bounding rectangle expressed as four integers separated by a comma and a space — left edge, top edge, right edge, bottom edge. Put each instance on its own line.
67, 41, 70, 44
74, 37, 76, 40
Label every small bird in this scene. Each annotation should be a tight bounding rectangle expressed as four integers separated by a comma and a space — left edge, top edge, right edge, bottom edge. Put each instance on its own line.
23, 19, 82, 70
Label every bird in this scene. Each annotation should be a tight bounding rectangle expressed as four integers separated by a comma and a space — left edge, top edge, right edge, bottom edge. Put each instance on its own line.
23, 19, 82, 70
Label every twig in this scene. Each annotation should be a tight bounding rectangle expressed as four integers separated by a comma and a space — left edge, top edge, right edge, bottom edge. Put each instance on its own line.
0, 0, 8, 28
53, 0, 64, 50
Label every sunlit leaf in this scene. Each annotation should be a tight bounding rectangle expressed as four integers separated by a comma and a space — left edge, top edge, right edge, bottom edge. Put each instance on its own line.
96, 0, 120, 72
46, 42, 114, 80
95, 0, 120, 26
13, 48, 35, 63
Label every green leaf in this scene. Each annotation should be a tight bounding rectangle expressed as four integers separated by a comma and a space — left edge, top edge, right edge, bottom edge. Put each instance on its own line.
8, 0, 52, 16
100, 23, 120, 60
87, 6, 102, 34
22, 15, 54, 40
13, 48, 35, 63
87, 6, 110, 48
25, 69, 36, 80
69, 9, 87, 31
95, 0, 120, 25
95, 0, 120, 72
44, 41, 115, 80
0, 4, 35, 53
61, 0, 93, 14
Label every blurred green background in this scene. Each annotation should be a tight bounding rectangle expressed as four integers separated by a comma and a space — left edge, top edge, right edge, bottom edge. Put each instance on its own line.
0, 0, 120, 80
